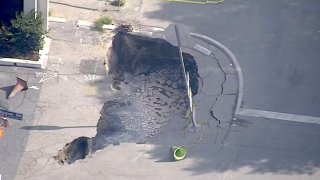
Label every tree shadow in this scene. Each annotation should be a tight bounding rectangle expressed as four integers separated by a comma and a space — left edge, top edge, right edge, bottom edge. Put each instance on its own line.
144, 115, 320, 176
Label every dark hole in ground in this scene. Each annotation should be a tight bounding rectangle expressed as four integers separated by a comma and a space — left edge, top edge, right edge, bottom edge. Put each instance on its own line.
54, 136, 93, 164
55, 31, 200, 164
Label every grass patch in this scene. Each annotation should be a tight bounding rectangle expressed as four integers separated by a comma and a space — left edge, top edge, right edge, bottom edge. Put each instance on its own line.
94, 16, 112, 32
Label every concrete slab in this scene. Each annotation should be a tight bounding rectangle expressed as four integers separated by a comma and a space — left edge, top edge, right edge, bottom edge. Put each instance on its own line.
14, 22, 112, 180
223, 74, 238, 95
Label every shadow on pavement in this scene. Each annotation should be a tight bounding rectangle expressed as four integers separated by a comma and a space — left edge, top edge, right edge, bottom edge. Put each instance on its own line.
145, 115, 320, 176
0, 85, 14, 99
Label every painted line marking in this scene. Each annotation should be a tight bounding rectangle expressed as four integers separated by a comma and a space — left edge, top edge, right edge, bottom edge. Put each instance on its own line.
237, 108, 320, 124
38, 58, 68, 83
193, 44, 212, 56
39, 74, 57, 83
58, 75, 69, 81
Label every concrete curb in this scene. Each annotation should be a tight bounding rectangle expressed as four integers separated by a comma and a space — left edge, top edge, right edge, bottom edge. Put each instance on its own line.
75, 20, 116, 30
140, 25, 165, 32
49, 16, 67, 23
0, 37, 51, 69
190, 33, 243, 115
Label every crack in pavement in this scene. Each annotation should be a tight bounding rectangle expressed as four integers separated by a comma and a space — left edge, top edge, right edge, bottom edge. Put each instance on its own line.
209, 53, 227, 125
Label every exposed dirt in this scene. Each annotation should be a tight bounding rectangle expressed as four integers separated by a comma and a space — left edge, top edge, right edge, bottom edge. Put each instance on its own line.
54, 136, 93, 164
0, 49, 39, 61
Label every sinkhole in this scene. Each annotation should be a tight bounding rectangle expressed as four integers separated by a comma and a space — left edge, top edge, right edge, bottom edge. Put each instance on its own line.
54, 31, 200, 164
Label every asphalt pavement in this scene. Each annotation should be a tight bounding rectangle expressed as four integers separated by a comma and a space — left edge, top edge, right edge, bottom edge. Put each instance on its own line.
0, 66, 41, 180
141, 0, 320, 117
140, 0, 320, 179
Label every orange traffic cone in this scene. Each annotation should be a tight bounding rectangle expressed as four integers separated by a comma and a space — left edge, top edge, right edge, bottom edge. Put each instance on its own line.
8, 77, 28, 99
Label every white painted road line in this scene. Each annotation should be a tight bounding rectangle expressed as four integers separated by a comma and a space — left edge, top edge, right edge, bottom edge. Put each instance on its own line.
237, 108, 320, 124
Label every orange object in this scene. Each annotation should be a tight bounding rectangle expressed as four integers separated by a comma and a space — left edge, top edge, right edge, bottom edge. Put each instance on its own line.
0, 128, 4, 139
8, 77, 28, 99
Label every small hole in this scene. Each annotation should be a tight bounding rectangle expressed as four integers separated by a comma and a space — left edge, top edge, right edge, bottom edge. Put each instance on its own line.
13, 63, 17, 66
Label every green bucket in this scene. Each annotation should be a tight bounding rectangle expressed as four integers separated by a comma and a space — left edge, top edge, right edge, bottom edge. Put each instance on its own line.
172, 146, 187, 161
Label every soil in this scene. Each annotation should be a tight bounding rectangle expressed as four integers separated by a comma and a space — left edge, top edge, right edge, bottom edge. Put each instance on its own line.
0, 48, 39, 61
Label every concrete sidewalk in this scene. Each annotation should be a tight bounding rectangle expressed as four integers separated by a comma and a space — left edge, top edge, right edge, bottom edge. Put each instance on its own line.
14, 24, 239, 179
14, 22, 115, 180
